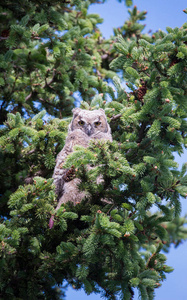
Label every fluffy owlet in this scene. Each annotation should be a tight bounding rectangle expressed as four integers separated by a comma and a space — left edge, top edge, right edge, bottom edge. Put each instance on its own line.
52, 108, 112, 210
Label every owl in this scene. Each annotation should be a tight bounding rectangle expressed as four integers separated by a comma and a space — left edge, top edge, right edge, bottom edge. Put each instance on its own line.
52, 107, 112, 210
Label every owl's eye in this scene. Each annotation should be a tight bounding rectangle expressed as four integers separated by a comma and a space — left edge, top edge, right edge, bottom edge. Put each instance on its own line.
94, 121, 101, 126
78, 120, 85, 126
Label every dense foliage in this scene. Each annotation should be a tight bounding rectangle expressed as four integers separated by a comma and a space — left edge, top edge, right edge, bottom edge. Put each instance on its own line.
0, 0, 187, 299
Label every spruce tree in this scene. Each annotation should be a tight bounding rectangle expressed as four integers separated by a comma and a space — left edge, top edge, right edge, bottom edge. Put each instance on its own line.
0, 1, 187, 299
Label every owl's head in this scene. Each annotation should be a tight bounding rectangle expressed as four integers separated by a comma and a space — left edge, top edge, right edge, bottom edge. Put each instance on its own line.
69, 108, 111, 137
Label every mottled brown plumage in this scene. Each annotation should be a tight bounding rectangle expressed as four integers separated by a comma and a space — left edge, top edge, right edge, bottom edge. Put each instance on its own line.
52, 108, 112, 209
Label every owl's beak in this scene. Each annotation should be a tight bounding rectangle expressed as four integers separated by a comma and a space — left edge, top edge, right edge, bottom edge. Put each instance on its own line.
87, 124, 93, 136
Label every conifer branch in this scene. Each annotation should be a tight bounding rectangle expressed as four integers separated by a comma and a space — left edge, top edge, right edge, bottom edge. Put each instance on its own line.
137, 122, 147, 143
154, 61, 168, 77
39, 97, 57, 107
1, 1, 187, 298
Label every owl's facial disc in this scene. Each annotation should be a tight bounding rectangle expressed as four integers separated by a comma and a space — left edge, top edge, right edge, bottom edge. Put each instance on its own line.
71, 109, 109, 136
78, 119, 96, 136
86, 124, 93, 136
85, 120, 102, 136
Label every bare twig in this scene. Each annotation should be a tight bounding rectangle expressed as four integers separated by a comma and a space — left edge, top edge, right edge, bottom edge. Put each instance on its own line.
25, 92, 33, 101
110, 113, 122, 121
43, 69, 56, 88
0, 37, 8, 41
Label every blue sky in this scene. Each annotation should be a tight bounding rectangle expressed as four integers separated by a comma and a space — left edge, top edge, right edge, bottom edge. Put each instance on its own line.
89, 0, 187, 39
66, 1, 187, 299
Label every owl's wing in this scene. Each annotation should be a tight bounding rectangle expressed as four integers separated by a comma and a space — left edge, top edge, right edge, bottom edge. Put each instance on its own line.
52, 131, 84, 198
52, 147, 70, 199
53, 130, 90, 199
